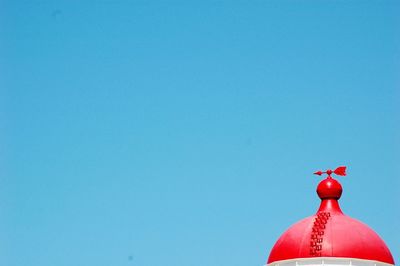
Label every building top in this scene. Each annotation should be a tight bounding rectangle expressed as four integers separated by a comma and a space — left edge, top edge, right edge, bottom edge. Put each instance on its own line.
267, 167, 395, 265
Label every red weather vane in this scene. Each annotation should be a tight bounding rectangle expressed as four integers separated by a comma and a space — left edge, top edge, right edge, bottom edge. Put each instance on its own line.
314, 166, 347, 177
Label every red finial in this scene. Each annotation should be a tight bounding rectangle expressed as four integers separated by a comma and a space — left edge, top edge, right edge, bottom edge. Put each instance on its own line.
314, 166, 346, 201
314, 166, 346, 178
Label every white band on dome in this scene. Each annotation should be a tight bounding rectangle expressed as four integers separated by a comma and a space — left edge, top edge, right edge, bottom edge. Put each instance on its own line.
266, 257, 394, 266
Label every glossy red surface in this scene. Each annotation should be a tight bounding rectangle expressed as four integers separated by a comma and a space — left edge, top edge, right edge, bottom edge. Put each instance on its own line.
317, 177, 342, 200
267, 177, 395, 265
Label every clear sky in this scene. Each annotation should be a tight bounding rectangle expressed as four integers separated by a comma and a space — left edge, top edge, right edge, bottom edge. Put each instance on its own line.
1, 1, 399, 266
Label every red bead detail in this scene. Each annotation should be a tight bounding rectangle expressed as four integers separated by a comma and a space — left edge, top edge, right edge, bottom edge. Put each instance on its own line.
309, 212, 330, 257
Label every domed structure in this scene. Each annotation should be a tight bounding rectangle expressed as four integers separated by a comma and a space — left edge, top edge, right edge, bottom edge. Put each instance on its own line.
267, 167, 395, 266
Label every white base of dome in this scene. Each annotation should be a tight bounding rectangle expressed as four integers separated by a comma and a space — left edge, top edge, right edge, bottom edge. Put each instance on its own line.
266, 257, 394, 266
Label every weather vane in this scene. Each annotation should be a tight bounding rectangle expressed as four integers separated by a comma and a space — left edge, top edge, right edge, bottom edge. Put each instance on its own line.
313, 166, 346, 178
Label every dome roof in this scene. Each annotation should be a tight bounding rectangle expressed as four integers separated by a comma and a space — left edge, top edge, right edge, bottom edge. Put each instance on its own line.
267, 168, 395, 265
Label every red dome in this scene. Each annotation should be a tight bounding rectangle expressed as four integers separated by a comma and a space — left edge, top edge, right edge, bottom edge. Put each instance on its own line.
267, 176, 395, 265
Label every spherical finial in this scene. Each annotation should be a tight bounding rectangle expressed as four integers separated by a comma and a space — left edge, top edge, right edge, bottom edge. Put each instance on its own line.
317, 177, 343, 199
314, 166, 346, 200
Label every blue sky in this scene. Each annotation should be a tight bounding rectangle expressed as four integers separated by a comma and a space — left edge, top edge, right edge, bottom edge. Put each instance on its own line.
1, 1, 399, 265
